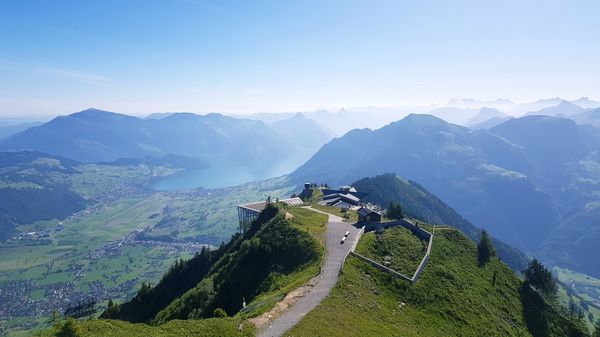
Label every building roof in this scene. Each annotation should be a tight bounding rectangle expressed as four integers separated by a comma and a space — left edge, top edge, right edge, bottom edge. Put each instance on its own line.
357, 207, 382, 217
321, 188, 339, 196
322, 193, 360, 203
281, 197, 304, 206
322, 187, 367, 199
239, 201, 268, 212
238, 197, 304, 213
331, 200, 354, 209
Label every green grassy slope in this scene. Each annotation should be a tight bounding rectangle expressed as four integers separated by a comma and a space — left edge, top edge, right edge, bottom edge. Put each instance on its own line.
155, 212, 321, 322
32, 197, 591, 337
355, 227, 427, 276
38, 205, 326, 337
351, 173, 528, 272
521, 284, 589, 337
36, 317, 253, 337
287, 229, 533, 337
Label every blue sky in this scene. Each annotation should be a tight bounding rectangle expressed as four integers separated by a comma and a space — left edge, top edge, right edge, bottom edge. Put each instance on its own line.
1, 0, 599, 117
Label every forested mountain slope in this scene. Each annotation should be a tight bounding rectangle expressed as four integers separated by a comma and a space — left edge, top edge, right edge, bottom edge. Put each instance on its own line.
101, 204, 323, 323
352, 173, 528, 271
291, 114, 600, 277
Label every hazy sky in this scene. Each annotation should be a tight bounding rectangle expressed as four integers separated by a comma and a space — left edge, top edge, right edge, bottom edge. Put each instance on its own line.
1, 0, 599, 117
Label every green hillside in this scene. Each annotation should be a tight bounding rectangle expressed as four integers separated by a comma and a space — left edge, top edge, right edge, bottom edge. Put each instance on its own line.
355, 226, 426, 276
153, 205, 322, 322
38, 203, 326, 337
352, 173, 528, 271
34, 187, 591, 337
287, 228, 588, 337
289, 113, 600, 278
36, 318, 254, 337
0, 151, 186, 239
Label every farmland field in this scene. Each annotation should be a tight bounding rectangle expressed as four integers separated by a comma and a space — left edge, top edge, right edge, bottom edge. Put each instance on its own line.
0, 175, 296, 336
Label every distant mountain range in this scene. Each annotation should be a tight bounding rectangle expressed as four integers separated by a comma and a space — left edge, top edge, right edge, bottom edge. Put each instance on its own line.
236, 97, 600, 136
0, 109, 288, 163
2, 104, 600, 273
525, 100, 586, 117
446, 97, 516, 111
421, 97, 600, 128
571, 96, 600, 109
570, 108, 600, 127
0, 109, 335, 188
466, 107, 512, 129
291, 113, 600, 277
0, 122, 42, 140
270, 113, 336, 154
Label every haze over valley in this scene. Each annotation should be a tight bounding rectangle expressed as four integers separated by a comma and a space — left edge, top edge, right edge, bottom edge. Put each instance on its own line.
3, 97, 600, 336
2, 1, 600, 336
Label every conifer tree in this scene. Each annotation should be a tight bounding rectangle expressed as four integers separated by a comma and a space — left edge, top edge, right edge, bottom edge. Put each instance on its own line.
477, 229, 495, 266
524, 258, 557, 295
387, 201, 403, 219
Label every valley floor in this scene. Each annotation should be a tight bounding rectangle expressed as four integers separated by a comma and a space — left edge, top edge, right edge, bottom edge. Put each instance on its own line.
0, 178, 297, 336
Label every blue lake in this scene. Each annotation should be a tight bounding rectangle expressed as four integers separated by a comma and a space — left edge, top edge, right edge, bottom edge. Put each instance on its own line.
150, 157, 305, 190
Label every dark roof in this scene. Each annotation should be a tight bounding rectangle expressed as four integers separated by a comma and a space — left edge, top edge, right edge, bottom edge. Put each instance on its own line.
322, 188, 340, 196
322, 193, 360, 203
357, 207, 382, 217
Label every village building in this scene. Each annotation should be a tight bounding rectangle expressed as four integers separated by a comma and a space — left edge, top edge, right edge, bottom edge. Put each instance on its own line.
357, 206, 382, 224
322, 186, 367, 199
318, 185, 368, 209
320, 192, 360, 208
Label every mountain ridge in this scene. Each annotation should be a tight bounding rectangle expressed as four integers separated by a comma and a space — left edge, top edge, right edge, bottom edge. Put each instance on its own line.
0, 108, 289, 163
291, 113, 600, 277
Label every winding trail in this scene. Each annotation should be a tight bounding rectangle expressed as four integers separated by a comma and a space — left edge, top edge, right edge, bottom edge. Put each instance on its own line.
256, 207, 362, 337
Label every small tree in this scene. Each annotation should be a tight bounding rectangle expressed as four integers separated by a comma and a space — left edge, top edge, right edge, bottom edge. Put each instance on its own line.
387, 201, 403, 219
102, 298, 120, 318
50, 310, 61, 327
213, 308, 228, 318
524, 258, 557, 295
477, 230, 495, 266
57, 318, 83, 337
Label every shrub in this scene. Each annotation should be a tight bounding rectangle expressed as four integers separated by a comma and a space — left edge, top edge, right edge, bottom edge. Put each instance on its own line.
213, 308, 228, 318
56, 318, 83, 337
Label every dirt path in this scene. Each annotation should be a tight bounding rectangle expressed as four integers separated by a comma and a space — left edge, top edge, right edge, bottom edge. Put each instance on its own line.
254, 207, 361, 337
